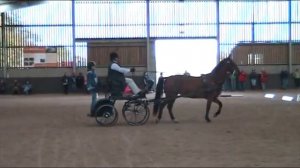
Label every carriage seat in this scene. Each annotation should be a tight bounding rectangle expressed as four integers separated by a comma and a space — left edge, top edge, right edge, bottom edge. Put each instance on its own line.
108, 80, 146, 100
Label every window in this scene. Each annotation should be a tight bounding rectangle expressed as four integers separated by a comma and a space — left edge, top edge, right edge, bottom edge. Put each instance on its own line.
24, 57, 34, 67
248, 53, 264, 64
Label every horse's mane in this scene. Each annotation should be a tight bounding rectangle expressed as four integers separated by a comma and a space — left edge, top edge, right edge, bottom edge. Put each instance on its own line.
211, 57, 230, 74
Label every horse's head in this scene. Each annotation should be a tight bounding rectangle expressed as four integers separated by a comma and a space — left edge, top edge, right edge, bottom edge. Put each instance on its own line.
222, 56, 240, 75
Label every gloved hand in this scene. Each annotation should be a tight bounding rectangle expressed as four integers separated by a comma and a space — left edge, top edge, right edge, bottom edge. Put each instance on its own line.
130, 67, 135, 73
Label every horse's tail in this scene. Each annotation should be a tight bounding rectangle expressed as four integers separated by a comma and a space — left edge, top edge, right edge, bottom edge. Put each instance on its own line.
153, 77, 165, 116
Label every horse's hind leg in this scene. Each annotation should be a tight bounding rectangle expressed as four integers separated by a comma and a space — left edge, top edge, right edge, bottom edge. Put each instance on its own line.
167, 99, 178, 123
213, 98, 222, 118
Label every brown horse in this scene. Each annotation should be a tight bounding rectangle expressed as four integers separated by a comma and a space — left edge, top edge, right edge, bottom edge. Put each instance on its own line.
153, 56, 240, 123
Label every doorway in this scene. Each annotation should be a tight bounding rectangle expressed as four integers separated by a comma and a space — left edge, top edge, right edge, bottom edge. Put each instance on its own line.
155, 39, 217, 79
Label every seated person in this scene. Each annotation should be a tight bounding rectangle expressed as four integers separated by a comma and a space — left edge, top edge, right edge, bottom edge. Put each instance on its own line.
107, 52, 146, 98
22, 80, 32, 95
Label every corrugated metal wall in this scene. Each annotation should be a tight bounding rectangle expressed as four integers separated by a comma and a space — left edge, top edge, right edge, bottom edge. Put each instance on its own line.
0, 0, 300, 69
87, 40, 147, 67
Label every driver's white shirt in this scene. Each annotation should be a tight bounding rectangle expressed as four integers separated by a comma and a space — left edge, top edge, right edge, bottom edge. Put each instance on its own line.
111, 62, 130, 74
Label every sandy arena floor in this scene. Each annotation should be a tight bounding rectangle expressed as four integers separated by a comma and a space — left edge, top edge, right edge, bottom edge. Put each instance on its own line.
0, 90, 300, 167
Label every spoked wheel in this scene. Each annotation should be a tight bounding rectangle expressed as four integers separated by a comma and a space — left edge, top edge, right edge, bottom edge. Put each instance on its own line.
95, 104, 118, 126
122, 100, 150, 126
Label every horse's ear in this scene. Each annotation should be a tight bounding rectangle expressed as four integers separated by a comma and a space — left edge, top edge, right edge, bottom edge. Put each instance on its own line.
225, 55, 234, 64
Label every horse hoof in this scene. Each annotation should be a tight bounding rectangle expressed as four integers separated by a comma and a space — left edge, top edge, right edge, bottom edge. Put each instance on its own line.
205, 118, 211, 123
172, 119, 179, 123
155, 119, 160, 124
213, 113, 219, 117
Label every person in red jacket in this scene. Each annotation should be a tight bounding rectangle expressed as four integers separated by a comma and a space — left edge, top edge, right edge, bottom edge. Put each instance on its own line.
260, 69, 268, 90
238, 70, 247, 91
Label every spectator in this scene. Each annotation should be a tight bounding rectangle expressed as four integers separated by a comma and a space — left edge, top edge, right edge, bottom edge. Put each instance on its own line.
0, 79, 6, 94
62, 73, 69, 94
12, 80, 20, 94
230, 70, 237, 91
86, 61, 99, 116
249, 69, 258, 90
76, 72, 85, 91
22, 80, 32, 95
70, 72, 77, 92
292, 68, 300, 88
238, 70, 247, 91
260, 69, 268, 90
280, 69, 289, 89
223, 71, 231, 91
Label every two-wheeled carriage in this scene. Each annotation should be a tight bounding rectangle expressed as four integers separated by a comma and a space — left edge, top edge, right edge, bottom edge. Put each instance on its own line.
90, 71, 157, 126
91, 93, 152, 127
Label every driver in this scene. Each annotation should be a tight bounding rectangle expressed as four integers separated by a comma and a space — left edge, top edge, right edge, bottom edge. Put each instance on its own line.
107, 52, 146, 98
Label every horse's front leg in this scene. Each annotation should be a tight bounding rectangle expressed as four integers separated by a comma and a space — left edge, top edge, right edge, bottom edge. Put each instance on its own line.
213, 98, 222, 118
205, 99, 212, 122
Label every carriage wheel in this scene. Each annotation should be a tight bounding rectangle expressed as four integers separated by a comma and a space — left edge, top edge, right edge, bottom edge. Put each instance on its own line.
95, 104, 118, 126
122, 101, 150, 126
